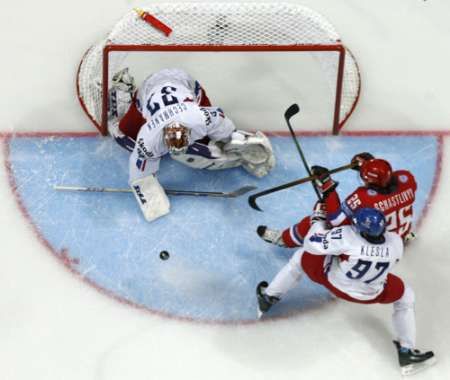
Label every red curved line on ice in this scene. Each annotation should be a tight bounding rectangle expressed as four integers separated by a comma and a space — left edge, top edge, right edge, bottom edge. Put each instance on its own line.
2, 133, 291, 326
414, 135, 443, 231
1, 130, 444, 325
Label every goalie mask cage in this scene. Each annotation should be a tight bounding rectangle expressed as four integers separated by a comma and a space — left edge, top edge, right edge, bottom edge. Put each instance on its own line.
77, 2, 361, 136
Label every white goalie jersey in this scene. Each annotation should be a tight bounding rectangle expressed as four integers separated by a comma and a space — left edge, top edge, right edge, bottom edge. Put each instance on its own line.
129, 69, 236, 181
129, 102, 236, 180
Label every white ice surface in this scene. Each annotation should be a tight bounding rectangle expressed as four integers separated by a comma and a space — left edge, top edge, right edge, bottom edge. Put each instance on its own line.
1, 0, 449, 379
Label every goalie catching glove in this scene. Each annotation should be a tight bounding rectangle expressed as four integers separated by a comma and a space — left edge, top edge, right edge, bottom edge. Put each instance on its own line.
108, 67, 136, 119
223, 130, 275, 177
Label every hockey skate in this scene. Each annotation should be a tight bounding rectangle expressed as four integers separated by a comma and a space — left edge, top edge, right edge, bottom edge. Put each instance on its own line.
403, 231, 417, 245
393, 341, 436, 376
256, 226, 286, 247
256, 281, 279, 318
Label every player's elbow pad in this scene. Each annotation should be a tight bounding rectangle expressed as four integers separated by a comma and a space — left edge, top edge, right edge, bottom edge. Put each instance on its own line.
130, 175, 170, 222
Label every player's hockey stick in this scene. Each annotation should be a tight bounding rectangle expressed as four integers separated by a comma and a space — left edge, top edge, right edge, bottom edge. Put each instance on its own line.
284, 103, 322, 201
248, 163, 355, 211
54, 185, 257, 198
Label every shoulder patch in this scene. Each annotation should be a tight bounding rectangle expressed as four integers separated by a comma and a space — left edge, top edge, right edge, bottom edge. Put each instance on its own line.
399, 174, 408, 183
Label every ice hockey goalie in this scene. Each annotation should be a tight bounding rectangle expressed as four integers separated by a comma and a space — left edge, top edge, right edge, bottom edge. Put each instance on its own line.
108, 68, 275, 222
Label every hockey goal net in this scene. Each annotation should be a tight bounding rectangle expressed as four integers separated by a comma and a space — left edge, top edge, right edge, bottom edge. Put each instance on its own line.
77, 2, 360, 136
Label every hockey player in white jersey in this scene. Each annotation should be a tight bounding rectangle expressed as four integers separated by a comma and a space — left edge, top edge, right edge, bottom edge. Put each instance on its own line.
108, 68, 275, 222
256, 206, 435, 376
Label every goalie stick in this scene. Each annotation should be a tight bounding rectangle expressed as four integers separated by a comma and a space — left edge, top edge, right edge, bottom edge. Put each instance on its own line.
54, 185, 257, 198
248, 163, 356, 211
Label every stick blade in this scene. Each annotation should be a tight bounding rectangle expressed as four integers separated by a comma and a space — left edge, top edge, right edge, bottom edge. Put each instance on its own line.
248, 195, 263, 211
228, 185, 257, 198
284, 104, 300, 121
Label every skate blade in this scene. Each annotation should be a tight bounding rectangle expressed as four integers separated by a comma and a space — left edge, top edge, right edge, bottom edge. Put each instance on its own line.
400, 356, 437, 376
257, 308, 264, 319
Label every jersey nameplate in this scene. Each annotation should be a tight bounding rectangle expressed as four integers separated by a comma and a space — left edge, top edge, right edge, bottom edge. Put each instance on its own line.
146, 103, 189, 130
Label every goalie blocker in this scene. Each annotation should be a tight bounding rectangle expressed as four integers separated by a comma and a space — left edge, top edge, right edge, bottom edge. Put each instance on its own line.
131, 175, 170, 222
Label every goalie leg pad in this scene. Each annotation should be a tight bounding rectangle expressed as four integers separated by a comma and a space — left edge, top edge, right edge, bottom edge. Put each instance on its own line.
242, 154, 275, 178
224, 131, 275, 177
130, 175, 170, 222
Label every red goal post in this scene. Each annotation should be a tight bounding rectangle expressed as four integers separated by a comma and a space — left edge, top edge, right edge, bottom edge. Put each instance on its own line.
77, 2, 361, 136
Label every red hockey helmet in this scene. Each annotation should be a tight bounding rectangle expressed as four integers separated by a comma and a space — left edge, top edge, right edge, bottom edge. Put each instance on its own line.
360, 159, 393, 188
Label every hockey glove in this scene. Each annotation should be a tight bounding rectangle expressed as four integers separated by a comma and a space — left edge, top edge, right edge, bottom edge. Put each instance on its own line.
351, 152, 374, 171
311, 165, 338, 197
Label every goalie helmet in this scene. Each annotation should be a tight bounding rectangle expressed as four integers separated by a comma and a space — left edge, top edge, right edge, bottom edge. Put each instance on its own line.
163, 122, 191, 155
352, 207, 386, 238
360, 159, 393, 188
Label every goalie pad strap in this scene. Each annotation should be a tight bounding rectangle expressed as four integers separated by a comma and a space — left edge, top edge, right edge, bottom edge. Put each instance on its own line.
131, 175, 170, 222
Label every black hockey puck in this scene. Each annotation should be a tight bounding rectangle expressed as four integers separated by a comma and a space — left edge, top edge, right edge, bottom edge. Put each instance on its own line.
159, 250, 170, 260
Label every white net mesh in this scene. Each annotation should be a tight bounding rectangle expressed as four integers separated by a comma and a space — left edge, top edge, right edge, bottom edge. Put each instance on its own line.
77, 2, 360, 133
